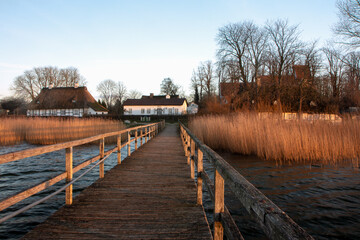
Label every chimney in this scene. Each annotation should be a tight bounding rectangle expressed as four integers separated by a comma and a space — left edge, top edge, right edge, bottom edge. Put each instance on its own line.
150, 93, 154, 98
49, 84, 53, 89
74, 83, 79, 88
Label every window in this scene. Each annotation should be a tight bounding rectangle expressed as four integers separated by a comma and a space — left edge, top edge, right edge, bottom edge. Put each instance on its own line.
147, 108, 151, 114
74, 109, 80, 115
175, 108, 179, 114
61, 109, 65, 115
169, 108, 173, 114
128, 108, 132, 114
141, 108, 145, 114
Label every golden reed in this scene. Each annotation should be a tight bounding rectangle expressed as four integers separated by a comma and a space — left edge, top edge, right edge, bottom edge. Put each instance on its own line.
189, 113, 360, 166
0, 117, 125, 145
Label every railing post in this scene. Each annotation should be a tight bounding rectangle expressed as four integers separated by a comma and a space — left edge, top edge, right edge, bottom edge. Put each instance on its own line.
135, 129, 138, 151
145, 127, 148, 143
190, 139, 195, 179
127, 130, 131, 157
65, 147, 73, 205
187, 134, 190, 165
214, 170, 224, 240
140, 128, 143, 146
99, 138, 104, 178
197, 149, 203, 205
117, 134, 121, 164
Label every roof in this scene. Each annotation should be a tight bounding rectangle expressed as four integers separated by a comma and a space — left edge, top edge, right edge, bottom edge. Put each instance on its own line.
28, 87, 108, 112
123, 96, 187, 106
220, 82, 241, 97
293, 65, 311, 80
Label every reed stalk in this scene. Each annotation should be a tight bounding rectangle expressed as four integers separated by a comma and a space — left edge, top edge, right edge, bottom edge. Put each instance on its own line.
189, 113, 360, 166
0, 117, 125, 145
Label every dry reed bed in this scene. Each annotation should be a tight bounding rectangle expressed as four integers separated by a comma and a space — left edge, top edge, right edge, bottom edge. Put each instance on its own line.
0, 117, 125, 145
189, 113, 360, 166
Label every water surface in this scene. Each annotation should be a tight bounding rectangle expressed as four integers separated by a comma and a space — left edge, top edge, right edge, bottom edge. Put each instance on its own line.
217, 153, 360, 239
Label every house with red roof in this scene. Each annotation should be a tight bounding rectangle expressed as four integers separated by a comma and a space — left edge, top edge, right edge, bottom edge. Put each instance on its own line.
123, 93, 187, 116
27, 86, 108, 117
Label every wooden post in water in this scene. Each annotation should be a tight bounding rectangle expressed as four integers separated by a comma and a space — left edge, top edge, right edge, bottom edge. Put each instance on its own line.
190, 139, 195, 179
99, 138, 104, 178
135, 130, 138, 150
214, 170, 224, 240
127, 131, 131, 157
197, 149, 203, 205
117, 135, 121, 164
65, 147, 73, 205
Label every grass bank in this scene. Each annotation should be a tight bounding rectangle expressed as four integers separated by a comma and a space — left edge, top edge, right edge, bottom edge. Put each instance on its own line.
0, 117, 125, 145
189, 113, 360, 166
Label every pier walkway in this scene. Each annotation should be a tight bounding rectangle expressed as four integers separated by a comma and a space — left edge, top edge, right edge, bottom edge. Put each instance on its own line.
23, 124, 212, 239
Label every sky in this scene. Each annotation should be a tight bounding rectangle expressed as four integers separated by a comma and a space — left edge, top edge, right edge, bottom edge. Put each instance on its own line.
0, 0, 339, 99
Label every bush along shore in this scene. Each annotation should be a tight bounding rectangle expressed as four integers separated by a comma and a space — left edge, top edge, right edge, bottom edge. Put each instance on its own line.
189, 113, 360, 167
0, 117, 125, 145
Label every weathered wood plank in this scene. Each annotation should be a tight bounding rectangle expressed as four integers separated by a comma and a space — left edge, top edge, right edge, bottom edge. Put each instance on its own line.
24, 124, 212, 240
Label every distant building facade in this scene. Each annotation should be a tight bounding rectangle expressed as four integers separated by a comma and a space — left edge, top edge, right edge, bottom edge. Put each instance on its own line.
187, 102, 198, 114
27, 86, 108, 117
123, 94, 187, 116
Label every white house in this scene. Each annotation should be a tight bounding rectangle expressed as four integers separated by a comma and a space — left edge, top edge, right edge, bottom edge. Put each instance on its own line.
187, 102, 198, 114
27, 86, 108, 117
123, 94, 187, 115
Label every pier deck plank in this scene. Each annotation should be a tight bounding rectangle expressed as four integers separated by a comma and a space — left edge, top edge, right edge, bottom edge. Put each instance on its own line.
23, 124, 211, 239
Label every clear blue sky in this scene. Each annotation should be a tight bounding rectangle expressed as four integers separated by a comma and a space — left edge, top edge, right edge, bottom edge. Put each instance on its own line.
0, 0, 338, 99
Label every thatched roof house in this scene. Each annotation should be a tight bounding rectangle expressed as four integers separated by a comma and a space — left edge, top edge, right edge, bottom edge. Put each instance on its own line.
27, 86, 108, 117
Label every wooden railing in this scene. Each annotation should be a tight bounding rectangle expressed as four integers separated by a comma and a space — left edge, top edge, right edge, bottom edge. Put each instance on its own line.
0, 120, 165, 223
179, 122, 313, 240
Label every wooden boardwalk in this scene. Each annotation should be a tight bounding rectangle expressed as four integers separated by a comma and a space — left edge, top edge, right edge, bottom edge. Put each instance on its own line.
23, 124, 212, 239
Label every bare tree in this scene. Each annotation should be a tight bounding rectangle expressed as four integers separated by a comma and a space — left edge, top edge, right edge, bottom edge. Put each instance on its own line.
115, 81, 127, 104
11, 66, 86, 101
160, 78, 180, 95
127, 89, 142, 99
217, 22, 252, 86
342, 51, 360, 106
334, 0, 360, 47
199, 61, 216, 97
59, 67, 86, 87
322, 45, 345, 108
266, 19, 303, 112
11, 71, 39, 101
97, 79, 117, 109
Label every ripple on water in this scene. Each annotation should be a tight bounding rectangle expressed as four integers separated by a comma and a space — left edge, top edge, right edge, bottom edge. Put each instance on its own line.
217, 152, 360, 240
0, 139, 140, 239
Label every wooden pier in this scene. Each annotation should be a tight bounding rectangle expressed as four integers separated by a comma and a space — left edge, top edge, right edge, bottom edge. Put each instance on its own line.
22, 124, 212, 239
1, 121, 313, 239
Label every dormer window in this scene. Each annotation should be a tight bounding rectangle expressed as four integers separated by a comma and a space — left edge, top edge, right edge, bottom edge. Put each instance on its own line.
36, 100, 40, 104
72, 99, 76, 103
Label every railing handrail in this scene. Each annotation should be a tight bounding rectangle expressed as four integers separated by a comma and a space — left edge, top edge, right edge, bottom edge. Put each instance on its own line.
0, 120, 166, 223
0, 122, 159, 165
179, 121, 313, 240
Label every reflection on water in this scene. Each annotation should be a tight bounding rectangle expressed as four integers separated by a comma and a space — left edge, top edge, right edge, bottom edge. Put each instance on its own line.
0, 140, 139, 240
217, 152, 360, 240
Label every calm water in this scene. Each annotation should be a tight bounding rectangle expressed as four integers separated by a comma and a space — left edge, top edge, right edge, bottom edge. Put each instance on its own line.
209, 153, 360, 240
0, 139, 140, 240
